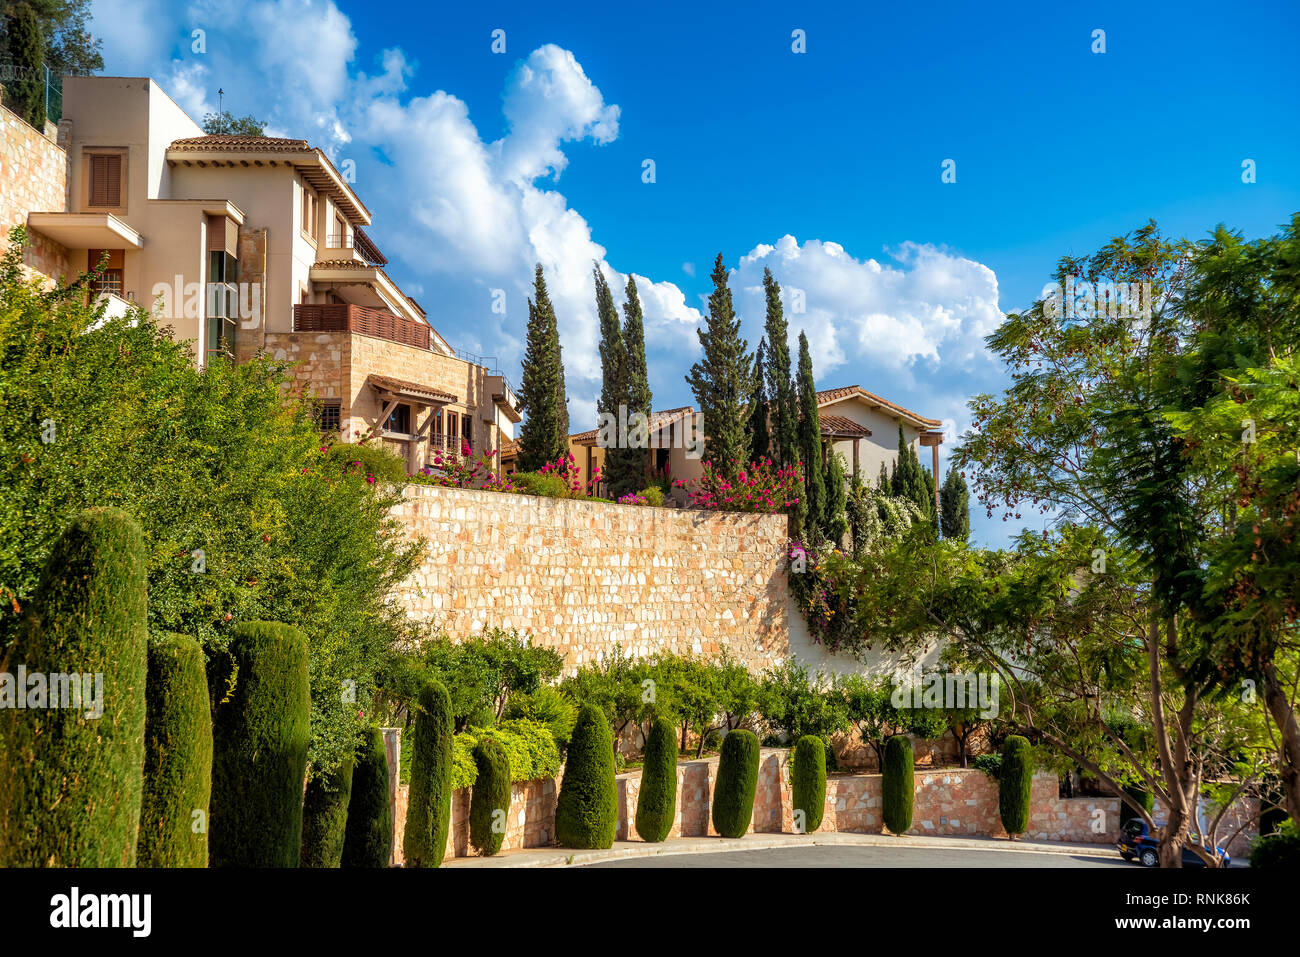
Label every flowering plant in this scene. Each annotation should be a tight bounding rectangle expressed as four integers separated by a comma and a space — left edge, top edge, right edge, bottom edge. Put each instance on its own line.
415, 440, 514, 492
538, 452, 603, 497
674, 457, 802, 513
785, 538, 861, 653
617, 491, 649, 506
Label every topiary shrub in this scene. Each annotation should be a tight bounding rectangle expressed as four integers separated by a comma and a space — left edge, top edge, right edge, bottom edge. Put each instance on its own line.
635, 717, 678, 842
403, 679, 454, 867
300, 760, 354, 867
882, 734, 914, 835
712, 729, 760, 838
138, 631, 213, 868
469, 738, 512, 856
999, 734, 1034, 838
791, 735, 826, 834
340, 726, 393, 868
209, 620, 312, 867
0, 508, 148, 867
555, 703, 618, 848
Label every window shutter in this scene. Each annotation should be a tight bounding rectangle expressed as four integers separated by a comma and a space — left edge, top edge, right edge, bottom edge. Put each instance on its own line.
89, 154, 122, 207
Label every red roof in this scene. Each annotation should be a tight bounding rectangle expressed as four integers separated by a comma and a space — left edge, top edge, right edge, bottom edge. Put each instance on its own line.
816, 385, 941, 428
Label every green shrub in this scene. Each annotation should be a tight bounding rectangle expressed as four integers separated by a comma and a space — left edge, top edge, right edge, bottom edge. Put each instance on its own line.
504, 685, 578, 749
972, 752, 1002, 777
1121, 783, 1154, 820
300, 760, 354, 867
403, 679, 454, 867
999, 735, 1034, 837
509, 470, 571, 498
469, 738, 512, 856
323, 441, 409, 483
635, 717, 678, 842
882, 734, 914, 835
209, 620, 312, 867
1249, 819, 1300, 869
454, 719, 561, 790
791, 735, 826, 834
340, 726, 393, 868
712, 729, 760, 838
639, 485, 665, 507
0, 507, 148, 867
138, 631, 213, 868
555, 703, 618, 848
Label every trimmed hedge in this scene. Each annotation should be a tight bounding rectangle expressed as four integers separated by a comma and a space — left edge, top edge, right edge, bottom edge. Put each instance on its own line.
0, 508, 148, 867
340, 726, 393, 868
300, 760, 354, 867
404, 679, 454, 867
635, 717, 678, 843
999, 734, 1034, 837
712, 729, 760, 838
882, 734, 913, 835
555, 703, 618, 848
138, 632, 213, 868
469, 738, 512, 856
209, 620, 312, 867
791, 735, 826, 834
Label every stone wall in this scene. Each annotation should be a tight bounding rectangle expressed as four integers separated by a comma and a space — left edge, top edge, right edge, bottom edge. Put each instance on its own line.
0, 99, 70, 282
392, 484, 791, 671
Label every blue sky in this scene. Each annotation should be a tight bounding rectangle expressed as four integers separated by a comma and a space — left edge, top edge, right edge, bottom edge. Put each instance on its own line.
91, 0, 1300, 545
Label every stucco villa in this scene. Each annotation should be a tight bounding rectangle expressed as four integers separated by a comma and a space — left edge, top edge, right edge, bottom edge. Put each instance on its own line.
506, 387, 944, 502
2, 76, 519, 472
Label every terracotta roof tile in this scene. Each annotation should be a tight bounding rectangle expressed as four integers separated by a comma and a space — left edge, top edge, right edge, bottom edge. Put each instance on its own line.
819, 414, 872, 437
169, 134, 310, 152
569, 406, 695, 444
367, 374, 456, 404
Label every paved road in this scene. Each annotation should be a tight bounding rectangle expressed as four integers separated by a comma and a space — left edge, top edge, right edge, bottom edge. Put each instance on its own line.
590, 844, 1132, 868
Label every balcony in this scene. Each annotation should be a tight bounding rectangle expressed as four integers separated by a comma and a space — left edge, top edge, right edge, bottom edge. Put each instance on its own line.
293, 303, 430, 350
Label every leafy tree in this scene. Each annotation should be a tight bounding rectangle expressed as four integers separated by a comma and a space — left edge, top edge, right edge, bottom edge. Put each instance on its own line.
746, 337, 771, 462
595, 265, 638, 498
891, 425, 934, 523
795, 332, 826, 540
560, 643, 653, 751
0, 0, 102, 77
202, 111, 267, 136
3, 2, 45, 128
517, 264, 569, 471
757, 660, 850, 747
763, 268, 799, 469
939, 464, 970, 542
686, 253, 752, 476
824, 449, 848, 546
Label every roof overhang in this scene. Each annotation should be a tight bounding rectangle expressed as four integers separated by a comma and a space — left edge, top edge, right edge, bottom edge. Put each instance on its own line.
27, 212, 143, 249
919, 431, 945, 447
310, 262, 426, 328
818, 385, 942, 430
368, 374, 457, 406
147, 199, 246, 224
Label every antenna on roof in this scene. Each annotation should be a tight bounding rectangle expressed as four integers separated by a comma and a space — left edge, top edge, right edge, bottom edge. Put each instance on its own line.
218, 88, 224, 112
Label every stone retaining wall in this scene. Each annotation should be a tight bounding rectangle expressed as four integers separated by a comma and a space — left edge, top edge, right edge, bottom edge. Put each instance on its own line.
0, 99, 70, 282
393, 484, 790, 672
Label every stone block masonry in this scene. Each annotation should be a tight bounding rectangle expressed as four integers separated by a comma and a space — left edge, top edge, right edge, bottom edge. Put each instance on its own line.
393, 485, 791, 672
0, 99, 70, 283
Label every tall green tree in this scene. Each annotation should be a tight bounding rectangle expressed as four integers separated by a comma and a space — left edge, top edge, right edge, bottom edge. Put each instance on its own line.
0, 0, 102, 77
795, 332, 826, 540
686, 253, 752, 476
763, 268, 798, 468
517, 264, 568, 471
824, 449, 848, 546
891, 425, 934, 523
939, 464, 970, 542
746, 337, 771, 462
594, 265, 638, 496
622, 274, 653, 449
3, 3, 45, 128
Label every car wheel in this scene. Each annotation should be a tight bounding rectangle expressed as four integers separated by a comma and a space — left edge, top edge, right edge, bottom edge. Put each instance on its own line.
1140, 848, 1159, 867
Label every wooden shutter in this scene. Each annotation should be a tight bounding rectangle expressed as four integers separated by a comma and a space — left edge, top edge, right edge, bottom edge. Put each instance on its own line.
89, 154, 122, 207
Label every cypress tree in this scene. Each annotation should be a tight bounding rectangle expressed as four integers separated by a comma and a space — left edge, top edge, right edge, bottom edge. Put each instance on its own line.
746, 337, 771, 463
517, 264, 568, 471
404, 679, 454, 867
882, 734, 914, 835
340, 726, 393, 868
877, 461, 890, 491
300, 759, 354, 867
209, 621, 312, 868
999, 735, 1034, 838
0, 507, 147, 867
763, 268, 799, 469
686, 253, 753, 477
712, 729, 760, 838
622, 274, 653, 473
469, 737, 512, 856
891, 425, 935, 522
4, 4, 45, 129
138, 632, 213, 868
796, 332, 826, 540
555, 704, 618, 848
596, 265, 639, 498
939, 464, 970, 542
635, 717, 678, 843
791, 735, 827, 833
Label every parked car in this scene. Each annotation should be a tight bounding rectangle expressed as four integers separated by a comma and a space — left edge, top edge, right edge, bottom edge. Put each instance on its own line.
1117, 818, 1231, 867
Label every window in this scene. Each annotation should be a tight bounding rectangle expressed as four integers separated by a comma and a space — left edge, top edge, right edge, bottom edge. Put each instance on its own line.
87, 249, 124, 297
315, 401, 341, 433
331, 212, 347, 247
445, 411, 458, 450
206, 250, 239, 356
87, 153, 123, 208
431, 409, 444, 445
300, 185, 319, 240
385, 403, 411, 435
461, 414, 473, 452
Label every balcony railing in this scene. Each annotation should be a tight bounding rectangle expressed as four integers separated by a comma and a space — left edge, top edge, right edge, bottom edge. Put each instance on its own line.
293, 303, 430, 350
